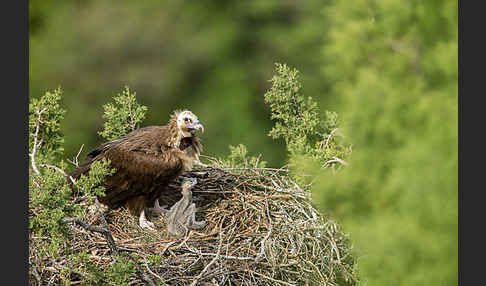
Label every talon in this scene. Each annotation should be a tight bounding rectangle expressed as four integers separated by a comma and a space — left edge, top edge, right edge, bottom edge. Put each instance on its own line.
139, 209, 156, 230
140, 220, 156, 230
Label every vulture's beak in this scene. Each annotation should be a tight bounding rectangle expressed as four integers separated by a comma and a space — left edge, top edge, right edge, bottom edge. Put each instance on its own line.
189, 120, 204, 133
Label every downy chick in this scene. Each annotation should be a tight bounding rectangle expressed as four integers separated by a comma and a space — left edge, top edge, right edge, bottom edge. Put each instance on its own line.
152, 177, 206, 236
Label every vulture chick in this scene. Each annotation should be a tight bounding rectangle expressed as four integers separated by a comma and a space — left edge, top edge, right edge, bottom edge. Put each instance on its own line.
69, 110, 204, 230
152, 177, 206, 237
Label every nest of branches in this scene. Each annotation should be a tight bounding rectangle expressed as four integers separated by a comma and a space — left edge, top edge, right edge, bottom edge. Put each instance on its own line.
29, 164, 358, 286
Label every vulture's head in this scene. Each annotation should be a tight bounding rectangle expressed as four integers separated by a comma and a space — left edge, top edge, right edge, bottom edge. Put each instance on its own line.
175, 110, 204, 137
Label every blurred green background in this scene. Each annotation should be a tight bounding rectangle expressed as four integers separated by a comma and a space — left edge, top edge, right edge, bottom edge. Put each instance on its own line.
29, 0, 457, 285
30, 0, 330, 168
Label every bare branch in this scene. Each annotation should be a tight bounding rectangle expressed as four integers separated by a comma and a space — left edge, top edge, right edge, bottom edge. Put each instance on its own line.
213, 254, 253, 261
325, 128, 339, 149
29, 258, 42, 285
40, 164, 76, 184
30, 107, 47, 175
67, 144, 85, 167
62, 217, 118, 255
254, 153, 262, 168
127, 255, 157, 286
323, 156, 348, 167
95, 199, 118, 255
75, 144, 84, 167
142, 256, 164, 282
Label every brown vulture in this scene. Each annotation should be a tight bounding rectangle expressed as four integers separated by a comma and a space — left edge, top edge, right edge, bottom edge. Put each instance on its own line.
69, 110, 204, 229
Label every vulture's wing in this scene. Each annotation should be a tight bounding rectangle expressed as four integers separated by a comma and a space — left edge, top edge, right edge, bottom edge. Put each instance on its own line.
70, 125, 189, 208
98, 145, 186, 208
69, 126, 159, 180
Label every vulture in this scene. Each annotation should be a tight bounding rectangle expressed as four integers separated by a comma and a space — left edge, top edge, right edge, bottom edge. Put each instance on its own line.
69, 110, 204, 229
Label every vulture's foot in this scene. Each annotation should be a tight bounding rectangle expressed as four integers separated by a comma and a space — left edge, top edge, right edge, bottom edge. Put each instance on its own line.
139, 209, 156, 230
149, 199, 168, 215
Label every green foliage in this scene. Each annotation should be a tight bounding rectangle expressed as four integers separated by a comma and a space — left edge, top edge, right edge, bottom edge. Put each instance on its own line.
74, 158, 116, 199
106, 254, 137, 286
68, 250, 107, 285
28, 89, 72, 257
29, 169, 73, 254
98, 86, 148, 141
29, 87, 66, 165
65, 251, 136, 285
265, 63, 319, 146
147, 253, 163, 266
265, 63, 350, 163
29, 88, 134, 284
29, 88, 118, 237
312, 0, 458, 285
30, 170, 70, 232
219, 144, 267, 168
264, 63, 351, 183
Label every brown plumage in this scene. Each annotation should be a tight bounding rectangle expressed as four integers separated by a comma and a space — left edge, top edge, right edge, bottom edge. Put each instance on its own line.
69, 110, 204, 229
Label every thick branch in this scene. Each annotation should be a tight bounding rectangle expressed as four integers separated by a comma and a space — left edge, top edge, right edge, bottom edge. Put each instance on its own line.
62, 218, 118, 255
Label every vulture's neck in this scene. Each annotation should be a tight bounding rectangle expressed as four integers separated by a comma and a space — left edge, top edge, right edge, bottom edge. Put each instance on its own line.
167, 118, 191, 149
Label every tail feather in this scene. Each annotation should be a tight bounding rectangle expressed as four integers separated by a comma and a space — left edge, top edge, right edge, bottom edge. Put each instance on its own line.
69, 163, 92, 181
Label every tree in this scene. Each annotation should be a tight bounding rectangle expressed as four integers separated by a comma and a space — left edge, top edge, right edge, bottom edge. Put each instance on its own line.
264, 63, 351, 184
310, 0, 458, 285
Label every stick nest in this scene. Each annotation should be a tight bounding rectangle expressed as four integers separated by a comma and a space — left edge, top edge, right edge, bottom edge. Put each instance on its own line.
29, 164, 358, 286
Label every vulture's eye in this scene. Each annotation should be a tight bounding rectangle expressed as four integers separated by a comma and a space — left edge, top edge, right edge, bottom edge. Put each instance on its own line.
184, 117, 189, 122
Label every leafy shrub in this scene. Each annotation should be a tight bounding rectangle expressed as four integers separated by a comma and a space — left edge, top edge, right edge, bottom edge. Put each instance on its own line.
218, 144, 267, 169
29, 87, 144, 285
98, 86, 148, 141
264, 63, 351, 183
